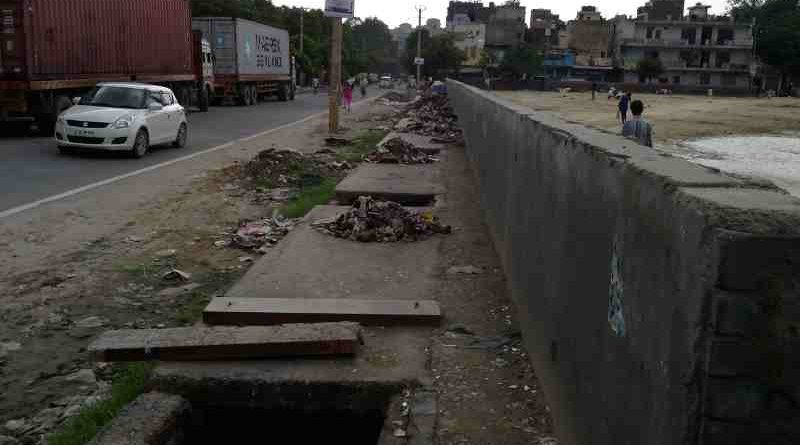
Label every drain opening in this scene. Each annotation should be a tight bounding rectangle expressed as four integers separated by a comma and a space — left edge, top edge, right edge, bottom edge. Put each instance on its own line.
183, 404, 387, 444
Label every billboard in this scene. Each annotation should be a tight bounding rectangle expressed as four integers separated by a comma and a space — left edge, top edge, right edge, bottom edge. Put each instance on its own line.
325, 0, 355, 18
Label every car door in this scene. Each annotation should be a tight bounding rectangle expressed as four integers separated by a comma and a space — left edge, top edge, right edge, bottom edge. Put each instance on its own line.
160, 91, 183, 140
144, 92, 170, 143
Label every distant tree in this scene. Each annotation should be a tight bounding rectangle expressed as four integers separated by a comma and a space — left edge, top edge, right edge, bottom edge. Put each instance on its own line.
636, 58, 664, 83
349, 18, 396, 74
405, 31, 466, 77
500, 44, 543, 79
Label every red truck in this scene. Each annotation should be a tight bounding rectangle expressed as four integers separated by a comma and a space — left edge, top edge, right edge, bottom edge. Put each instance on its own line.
0, 0, 214, 135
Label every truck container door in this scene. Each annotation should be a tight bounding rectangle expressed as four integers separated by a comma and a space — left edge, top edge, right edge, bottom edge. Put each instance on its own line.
0, 2, 24, 79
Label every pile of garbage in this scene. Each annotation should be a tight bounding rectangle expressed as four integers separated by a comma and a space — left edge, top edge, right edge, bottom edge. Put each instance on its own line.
313, 196, 451, 243
364, 136, 437, 165
217, 215, 298, 253
394, 95, 463, 143
239, 148, 345, 189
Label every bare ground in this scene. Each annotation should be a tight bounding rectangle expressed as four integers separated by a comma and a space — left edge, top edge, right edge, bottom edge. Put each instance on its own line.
0, 96, 555, 445
498, 91, 800, 145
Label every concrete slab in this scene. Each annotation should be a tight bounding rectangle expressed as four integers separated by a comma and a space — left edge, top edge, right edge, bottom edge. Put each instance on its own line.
335, 164, 445, 205
154, 205, 440, 394
380, 132, 448, 155
227, 205, 442, 302
628, 154, 744, 187
89, 393, 189, 445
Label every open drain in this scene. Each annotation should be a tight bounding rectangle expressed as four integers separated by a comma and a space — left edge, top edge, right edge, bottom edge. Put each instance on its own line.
183, 404, 387, 444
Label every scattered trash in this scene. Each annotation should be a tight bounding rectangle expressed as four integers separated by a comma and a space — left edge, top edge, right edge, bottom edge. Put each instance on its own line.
312, 196, 451, 243
213, 240, 229, 248
237, 149, 342, 189
393, 428, 408, 438
324, 137, 351, 146
162, 269, 191, 282
124, 235, 144, 243
365, 136, 437, 165
154, 249, 177, 258
238, 256, 254, 263
381, 91, 409, 103
157, 283, 202, 298
226, 217, 297, 251
74, 316, 108, 329
446, 265, 484, 275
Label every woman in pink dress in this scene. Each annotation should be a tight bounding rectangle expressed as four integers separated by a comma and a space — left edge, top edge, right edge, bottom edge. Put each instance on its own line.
342, 82, 353, 112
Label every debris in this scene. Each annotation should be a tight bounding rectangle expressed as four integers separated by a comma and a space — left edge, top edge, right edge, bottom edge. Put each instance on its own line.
393, 428, 408, 438
155, 249, 177, 258
162, 269, 191, 282
3, 420, 25, 434
74, 316, 107, 329
157, 283, 202, 298
213, 240, 228, 248
324, 137, 351, 146
237, 149, 341, 190
365, 136, 437, 165
238, 256, 254, 263
382, 91, 409, 103
446, 265, 484, 275
0, 342, 21, 353
312, 196, 451, 243
230, 217, 296, 251
124, 235, 144, 243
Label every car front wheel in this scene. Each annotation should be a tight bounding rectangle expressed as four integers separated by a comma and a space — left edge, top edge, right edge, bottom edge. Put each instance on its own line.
173, 123, 188, 148
131, 129, 149, 158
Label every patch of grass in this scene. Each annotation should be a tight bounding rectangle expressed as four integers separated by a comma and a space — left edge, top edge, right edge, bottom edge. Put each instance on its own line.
336, 129, 388, 163
279, 178, 338, 218
48, 363, 153, 445
176, 290, 213, 325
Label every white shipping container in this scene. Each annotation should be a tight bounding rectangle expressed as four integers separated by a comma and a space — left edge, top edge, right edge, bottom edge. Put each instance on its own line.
192, 17, 290, 78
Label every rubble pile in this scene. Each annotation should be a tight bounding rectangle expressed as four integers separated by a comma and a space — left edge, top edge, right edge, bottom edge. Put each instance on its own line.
394, 95, 463, 143
364, 136, 437, 164
313, 196, 451, 243
224, 215, 298, 252
239, 148, 345, 189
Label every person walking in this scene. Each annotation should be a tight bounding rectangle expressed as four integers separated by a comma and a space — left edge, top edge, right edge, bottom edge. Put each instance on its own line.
622, 100, 653, 148
360, 77, 368, 98
342, 81, 353, 113
618, 91, 631, 124
312, 77, 320, 95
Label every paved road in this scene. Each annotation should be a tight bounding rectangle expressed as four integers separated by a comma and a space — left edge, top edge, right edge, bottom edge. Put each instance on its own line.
0, 91, 366, 213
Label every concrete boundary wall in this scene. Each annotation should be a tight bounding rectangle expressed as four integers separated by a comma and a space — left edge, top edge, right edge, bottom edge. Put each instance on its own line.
448, 80, 800, 445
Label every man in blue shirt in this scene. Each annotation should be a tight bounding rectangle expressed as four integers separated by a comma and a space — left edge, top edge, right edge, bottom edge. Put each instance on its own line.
622, 99, 653, 147
618, 92, 631, 124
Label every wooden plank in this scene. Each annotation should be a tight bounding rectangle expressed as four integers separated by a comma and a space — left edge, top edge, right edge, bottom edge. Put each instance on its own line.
204, 298, 442, 327
89, 323, 360, 362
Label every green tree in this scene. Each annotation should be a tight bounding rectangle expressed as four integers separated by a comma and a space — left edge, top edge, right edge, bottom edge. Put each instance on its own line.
500, 44, 543, 79
405, 31, 466, 77
730, 0, 800, 84
636, 58, 664, 83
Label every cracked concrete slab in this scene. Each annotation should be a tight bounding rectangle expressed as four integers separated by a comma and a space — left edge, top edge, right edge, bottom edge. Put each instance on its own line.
335, 164, 445, 205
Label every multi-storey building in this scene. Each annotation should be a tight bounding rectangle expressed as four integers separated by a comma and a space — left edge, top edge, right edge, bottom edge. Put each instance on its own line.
613, 1, 755, 92
446, 1, 525, 62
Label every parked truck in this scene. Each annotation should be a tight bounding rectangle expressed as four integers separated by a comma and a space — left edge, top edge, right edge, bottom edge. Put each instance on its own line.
192, 18, 295, 106
0, 0, 214, 135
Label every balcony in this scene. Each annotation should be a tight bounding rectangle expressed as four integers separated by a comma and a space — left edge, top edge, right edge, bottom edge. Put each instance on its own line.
660, 61, 752, 72
621, 38, 753, 49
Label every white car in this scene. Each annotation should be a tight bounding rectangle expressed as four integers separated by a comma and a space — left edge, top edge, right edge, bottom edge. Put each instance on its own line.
55, 83, 188, 158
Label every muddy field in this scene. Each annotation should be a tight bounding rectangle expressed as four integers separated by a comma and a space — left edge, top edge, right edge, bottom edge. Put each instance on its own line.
498, 91, 800, 145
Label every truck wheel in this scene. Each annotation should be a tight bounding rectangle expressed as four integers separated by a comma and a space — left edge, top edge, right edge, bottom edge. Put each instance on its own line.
250, 85, 259, 104
199, 87, 210, 112
130, 129, 149, 158
278, 84, 289, 102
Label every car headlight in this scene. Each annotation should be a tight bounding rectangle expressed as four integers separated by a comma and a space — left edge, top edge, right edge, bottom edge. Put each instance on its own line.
112, 114, 134, 129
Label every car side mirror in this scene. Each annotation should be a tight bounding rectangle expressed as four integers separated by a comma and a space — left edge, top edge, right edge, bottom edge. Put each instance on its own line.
72, 97, 81, 105
148, 102, 164, 112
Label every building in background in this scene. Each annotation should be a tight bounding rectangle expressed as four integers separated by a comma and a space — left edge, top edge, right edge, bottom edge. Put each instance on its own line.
391, 23, 414, 56
446, 1, 526, 63
448, 22, 487, 67
567, 6, 613, 68
426, 18, 446, 37
612, 1, 755, 92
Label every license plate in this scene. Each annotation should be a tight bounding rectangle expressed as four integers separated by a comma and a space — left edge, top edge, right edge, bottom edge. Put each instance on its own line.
71, 129, 95, 136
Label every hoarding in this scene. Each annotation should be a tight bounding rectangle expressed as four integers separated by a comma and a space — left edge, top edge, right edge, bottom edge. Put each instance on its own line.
325, 0, 355, 18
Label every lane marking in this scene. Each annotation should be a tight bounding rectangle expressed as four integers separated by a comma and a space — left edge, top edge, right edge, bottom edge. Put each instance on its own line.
0, 111, 326, 220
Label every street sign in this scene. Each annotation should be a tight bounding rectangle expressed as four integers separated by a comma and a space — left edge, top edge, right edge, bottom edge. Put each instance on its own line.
325, 0, 355, 18
414, 57, 425, 66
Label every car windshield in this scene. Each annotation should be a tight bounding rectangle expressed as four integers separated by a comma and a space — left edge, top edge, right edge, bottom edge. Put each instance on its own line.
83, 86, 146, 109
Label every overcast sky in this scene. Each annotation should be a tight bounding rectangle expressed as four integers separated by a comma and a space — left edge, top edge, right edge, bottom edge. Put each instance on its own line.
272, 1, 732, 28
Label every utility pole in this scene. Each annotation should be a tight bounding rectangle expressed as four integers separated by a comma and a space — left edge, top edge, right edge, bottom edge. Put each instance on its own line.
299, 10, 304, 55
329, 17, 343, 133
415, 6, 426, 85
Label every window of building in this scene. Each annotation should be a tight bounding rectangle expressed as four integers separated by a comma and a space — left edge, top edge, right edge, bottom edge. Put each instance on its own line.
699, 73, 711, 85
646, 27, 654, 39
654, 29, 662, 39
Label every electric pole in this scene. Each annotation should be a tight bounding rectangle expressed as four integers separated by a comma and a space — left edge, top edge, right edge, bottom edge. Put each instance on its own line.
299, 10, 304, 55
329, 17, 343, 133
415, 6, 426, 85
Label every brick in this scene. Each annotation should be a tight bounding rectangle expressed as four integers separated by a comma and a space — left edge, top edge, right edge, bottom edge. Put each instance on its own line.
706, 378, 768, 420
713, 292, 766, 337
716, 232, 800, 292
89, 392, 188, 445
708, 339, 766, 378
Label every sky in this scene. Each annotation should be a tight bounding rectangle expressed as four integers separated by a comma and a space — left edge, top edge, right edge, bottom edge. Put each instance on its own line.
271, 0, 731, 29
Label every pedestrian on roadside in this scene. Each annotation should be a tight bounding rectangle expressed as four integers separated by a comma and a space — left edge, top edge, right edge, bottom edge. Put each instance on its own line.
622, 99, 653, 148
360, 77, 368, 98
312, 77, 320, 94
592, 82, 597, 101
618, 91, 631, 124
342, 82, 353, 112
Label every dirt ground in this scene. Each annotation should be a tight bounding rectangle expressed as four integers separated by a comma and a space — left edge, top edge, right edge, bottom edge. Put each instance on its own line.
0, 95, 555, 445
498, 91, 800, 145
